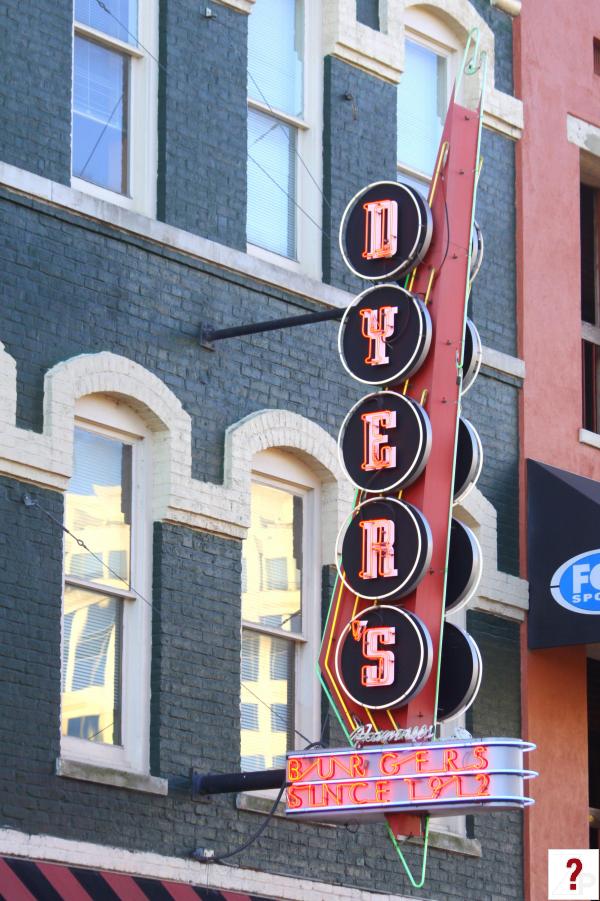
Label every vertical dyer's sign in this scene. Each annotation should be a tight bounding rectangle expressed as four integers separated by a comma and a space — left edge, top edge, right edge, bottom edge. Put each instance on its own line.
286, 86, 536, 844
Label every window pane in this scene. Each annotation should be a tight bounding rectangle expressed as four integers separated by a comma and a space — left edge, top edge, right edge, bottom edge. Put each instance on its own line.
241, 630, 294, 770
581, 184, 597, 325
248, 0, 303, 117
247, 108, 297, 259
397, 168, 430, 198
75, 0, 138, 44
65, 427, 132, 589
242, 482, 303, 634
583, 340, 600, 433
397, 40, 447, 177
61, 586, 122, 745
73, 36, 129, 194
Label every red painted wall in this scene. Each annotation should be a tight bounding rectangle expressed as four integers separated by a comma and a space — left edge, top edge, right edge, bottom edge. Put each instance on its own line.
515, 3, 600, 898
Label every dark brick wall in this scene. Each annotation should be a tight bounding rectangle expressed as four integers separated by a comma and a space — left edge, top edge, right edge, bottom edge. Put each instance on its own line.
0, 0, 71, 183
470, 0, 514, 95
157, 1, 248, 248
462, 370, 520, 576
0, 478, 523, 899
356, 0, 380, 30
0, 478, 64, 834
151, 523, 242, 777
0, 1, 523, 895
467, 611, 523, 900
470, 129, 517, 357
322, 57, 397, 292
0, 189, 364, 474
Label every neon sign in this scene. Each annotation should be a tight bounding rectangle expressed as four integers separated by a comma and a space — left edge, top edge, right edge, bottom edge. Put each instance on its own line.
359, 305, 398, 365
286, 739, 536, 822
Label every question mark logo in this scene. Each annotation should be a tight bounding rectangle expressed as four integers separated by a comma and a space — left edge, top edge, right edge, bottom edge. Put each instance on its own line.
567, 858, 582, 892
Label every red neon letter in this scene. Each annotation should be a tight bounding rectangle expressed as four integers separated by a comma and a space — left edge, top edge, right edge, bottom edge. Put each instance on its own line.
349, 781, 370, 805
350, 754, 367, 777
359, 306, 398, 366
361, 410, 397, 472
473, 745, 489, 770
443, 748, 460, 772
360, 626, 395, 687
287, 758, 303, 782
359, 519, 398, 580
286, 785, 303, 809
375, 780, 391, 803
362, 200, 398, 260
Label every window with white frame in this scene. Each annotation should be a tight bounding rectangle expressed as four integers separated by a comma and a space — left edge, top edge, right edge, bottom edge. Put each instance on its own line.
241, 450, 320, 772
61, 395, 152, 773
581, 182, 600, 433
397, 13, 459, 195
247, 0, 322, 278
72, 0, 158, 214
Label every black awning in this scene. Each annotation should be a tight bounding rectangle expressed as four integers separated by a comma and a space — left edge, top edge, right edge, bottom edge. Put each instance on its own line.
528, 459, 600, 649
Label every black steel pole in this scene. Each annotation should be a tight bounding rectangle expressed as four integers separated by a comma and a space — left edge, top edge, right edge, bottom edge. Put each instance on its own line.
201, 308, 344, 347
191, 768, 287, 796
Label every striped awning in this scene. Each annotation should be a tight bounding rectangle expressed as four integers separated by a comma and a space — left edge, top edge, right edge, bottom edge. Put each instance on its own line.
0, 857, 277, 901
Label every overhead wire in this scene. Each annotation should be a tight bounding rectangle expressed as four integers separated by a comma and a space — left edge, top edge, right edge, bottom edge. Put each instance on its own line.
88, 0, 328, 240
22, 494, 153, 611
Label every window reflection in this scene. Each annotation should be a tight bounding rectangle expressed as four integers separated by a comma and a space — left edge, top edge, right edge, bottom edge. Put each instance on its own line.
65, 428, 131, 589
62, 587, 122, 745
241, 481, 303, 771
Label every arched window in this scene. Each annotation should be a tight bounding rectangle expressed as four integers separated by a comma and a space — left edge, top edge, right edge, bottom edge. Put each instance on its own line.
61, 394, 152, 774
397, 8, 461, 194
241, 449, 321, 772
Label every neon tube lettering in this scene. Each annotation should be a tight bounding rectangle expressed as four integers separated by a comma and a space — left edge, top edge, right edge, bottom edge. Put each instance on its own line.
359, 518, 398, 580
362, 200, 398, 260
361, 410, 397, 472
349, 782, 370, 804
359, 306, 398, 366
360, 626, 395, 687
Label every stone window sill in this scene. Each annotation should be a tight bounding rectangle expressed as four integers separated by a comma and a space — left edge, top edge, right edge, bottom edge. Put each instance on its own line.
56, 758, 168, 796
580, 428, 600, 450
237, 792, 482, 855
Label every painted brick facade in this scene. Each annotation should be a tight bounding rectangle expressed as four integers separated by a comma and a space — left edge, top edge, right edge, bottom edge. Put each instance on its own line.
0, 0, 526, 898
322, 56, 398, 292
0, 1, 71, 184
157, 1, 248, 247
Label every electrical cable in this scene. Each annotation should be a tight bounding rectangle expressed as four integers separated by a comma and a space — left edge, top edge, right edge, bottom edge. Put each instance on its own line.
78, 92, 124, 181
22, 494, 153, 611
248, 70, 331, 211
91, 0, 329, 240
191, 737, 328, 864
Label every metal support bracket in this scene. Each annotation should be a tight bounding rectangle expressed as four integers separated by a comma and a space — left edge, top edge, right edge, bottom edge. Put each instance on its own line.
199, 308, 344, 350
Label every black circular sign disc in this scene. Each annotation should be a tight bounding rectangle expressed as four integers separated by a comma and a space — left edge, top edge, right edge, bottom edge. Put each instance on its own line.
436, 623, 482, 722
453, 418, 483, 504
461, 319, 482, 395
446, 518, 482, 612
337, 497, 432, 601
339, 391, 432, 494
339, 181, 433, 281
338, 284, 433, 386
335, 605, 433, 709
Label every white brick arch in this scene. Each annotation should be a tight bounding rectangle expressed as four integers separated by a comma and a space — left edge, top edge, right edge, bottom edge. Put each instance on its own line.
0, 344, 352, 560
323, 0, 523, 139
222, 409, 354, 562
43, 352, 193, 522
